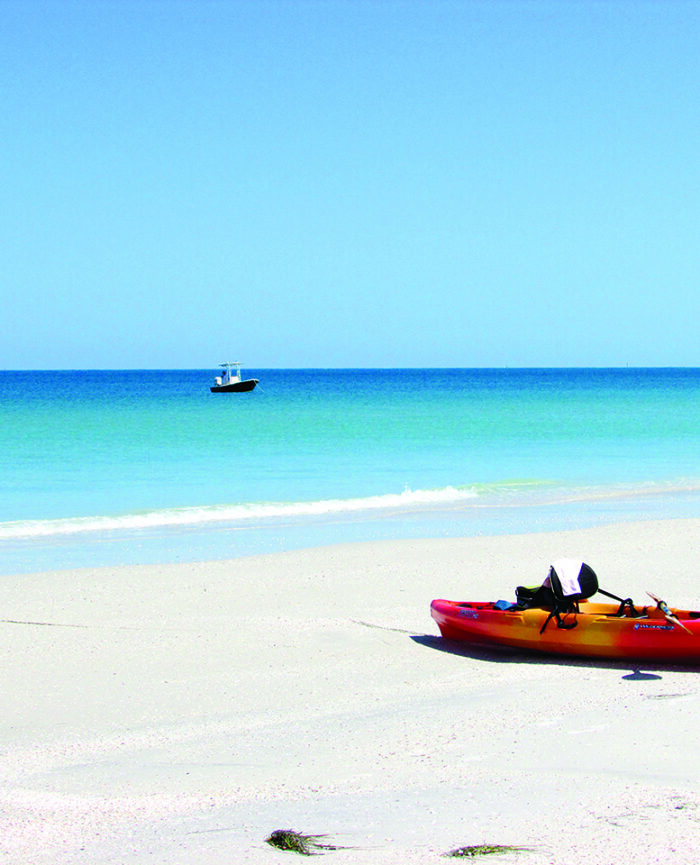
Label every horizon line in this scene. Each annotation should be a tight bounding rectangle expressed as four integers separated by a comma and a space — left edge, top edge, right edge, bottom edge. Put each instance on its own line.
2, 365, 699, 373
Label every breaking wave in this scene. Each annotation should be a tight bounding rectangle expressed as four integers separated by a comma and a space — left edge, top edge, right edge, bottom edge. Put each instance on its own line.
0, 485, 479, 540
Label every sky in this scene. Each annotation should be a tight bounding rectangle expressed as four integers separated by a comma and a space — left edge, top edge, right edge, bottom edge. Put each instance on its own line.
2, 0, 699, 369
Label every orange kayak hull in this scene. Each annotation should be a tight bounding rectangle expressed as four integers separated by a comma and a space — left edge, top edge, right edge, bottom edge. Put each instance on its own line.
430, 599, 700, 661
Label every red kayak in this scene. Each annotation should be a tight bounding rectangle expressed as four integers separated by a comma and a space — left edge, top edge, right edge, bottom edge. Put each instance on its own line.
430, 598, 700, 661
430, 560, 700, 661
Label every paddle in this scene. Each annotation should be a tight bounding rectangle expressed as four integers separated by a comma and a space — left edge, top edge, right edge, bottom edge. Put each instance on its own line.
647, 591, 693, 634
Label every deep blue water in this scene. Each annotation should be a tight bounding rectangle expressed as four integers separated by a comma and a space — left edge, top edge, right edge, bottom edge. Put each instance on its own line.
1, 368, 699, 573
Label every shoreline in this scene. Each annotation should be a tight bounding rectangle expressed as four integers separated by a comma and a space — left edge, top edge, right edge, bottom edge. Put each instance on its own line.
2, 518, 699, 863
3, 483, 700, 578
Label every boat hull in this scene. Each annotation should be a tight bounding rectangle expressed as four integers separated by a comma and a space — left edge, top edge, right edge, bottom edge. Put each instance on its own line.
430, 599, 700, 661
210, 378, 259, 392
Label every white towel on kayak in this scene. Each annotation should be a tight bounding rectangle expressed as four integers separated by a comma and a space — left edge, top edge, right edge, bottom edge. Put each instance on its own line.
550, 559, 584, 597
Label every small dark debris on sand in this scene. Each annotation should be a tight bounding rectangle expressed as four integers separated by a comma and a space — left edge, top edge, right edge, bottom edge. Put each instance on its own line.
265, 829, 343, 856
443, 843, 534, 858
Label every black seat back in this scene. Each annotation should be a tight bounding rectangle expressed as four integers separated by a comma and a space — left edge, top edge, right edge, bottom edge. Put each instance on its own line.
547, 560, 598, 603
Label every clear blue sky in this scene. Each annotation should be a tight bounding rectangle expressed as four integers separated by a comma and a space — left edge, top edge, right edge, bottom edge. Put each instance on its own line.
2, 0, 699, 368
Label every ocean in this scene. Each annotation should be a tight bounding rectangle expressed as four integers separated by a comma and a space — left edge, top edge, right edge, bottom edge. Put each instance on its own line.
1, 368, 699, 574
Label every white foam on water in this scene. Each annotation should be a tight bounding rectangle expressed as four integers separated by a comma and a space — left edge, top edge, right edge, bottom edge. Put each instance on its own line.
0, 485, 478, 540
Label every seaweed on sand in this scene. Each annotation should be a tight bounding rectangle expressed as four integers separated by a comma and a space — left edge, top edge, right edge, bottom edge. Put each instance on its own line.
443, 844, 534, 858
265, 829, 342, 855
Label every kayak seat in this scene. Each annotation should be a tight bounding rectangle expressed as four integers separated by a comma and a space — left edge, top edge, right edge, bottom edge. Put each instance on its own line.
517, 560, 641, 634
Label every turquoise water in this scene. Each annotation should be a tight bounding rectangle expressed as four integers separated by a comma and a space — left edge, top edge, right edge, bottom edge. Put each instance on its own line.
2, 368, 699, 573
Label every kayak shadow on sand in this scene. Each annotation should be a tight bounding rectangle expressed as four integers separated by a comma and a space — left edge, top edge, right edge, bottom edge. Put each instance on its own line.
411, 633, 700, 679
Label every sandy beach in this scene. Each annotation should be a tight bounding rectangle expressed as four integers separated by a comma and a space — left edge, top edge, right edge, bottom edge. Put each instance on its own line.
1, 519, 699, 864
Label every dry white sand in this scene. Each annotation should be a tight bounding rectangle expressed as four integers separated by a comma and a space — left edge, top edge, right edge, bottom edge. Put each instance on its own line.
1, 519, 699, 864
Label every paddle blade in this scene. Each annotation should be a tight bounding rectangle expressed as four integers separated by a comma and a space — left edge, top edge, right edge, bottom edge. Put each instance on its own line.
647, 591, 693, 635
